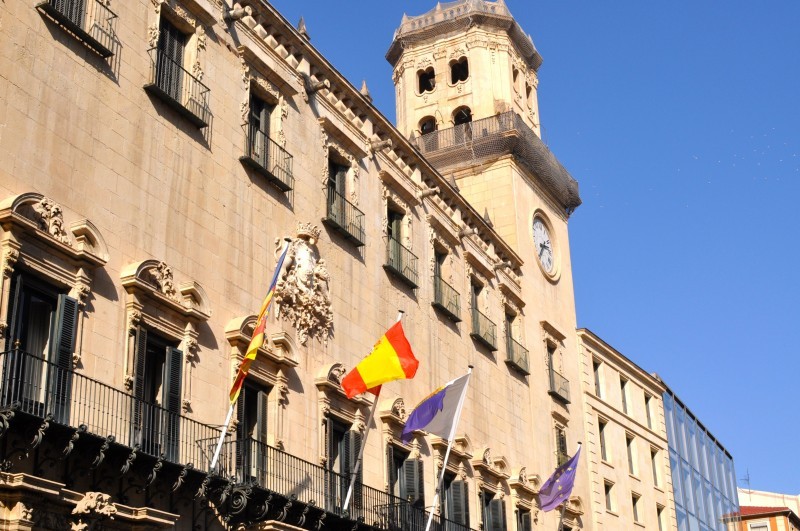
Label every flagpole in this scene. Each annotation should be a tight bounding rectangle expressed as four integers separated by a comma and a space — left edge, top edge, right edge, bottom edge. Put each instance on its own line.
425, 365, 473, 531
342, 311, 405, 513
556, 442, 580, 531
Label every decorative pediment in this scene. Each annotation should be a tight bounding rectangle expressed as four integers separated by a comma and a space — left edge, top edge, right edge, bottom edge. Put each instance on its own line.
0, 192, 109, 268
565, 496, 584, 517
540, 320, 566, 343
318, 116, 368, 159
379, 170, 419, 207
379, 397, 408, 427
472, 447, 511, 481
510, 467, 540, 496
498, 270, 524, 309
224, 315, 298, 369
464, 238, 495, 280
120, 260, 211, 322
431, 434, 473, 460
314, 363, 370, 406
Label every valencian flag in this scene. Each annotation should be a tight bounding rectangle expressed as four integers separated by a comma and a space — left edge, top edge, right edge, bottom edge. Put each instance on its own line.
539, 444, 582, 512
400, 372, 471, 443
228, 243, 291, 404
341, 321, 419, 398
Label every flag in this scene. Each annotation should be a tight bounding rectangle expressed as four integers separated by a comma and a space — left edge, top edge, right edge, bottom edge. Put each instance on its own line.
539, 445, 581, 512
341, 321, 419, 398
400, 372, 470, 442
228, 243, 290, 404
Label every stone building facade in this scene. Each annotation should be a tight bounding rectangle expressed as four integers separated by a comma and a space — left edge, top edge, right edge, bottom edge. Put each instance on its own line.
578, 329, 676, 530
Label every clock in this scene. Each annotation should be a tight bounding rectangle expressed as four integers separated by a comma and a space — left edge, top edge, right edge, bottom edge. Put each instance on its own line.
532, 215, 556, 276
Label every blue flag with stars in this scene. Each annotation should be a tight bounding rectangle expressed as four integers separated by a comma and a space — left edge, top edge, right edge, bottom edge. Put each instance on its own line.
539, 445, 581, 512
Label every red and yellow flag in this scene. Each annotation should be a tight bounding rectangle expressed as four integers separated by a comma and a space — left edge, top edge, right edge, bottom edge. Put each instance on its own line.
229, 244, 290, 404
341, 321, 419, 398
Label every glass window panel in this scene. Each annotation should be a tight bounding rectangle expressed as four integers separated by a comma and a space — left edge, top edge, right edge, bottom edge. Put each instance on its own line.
671, 450, 684, 507
693, 471, 705, 523
687, 420, 698, 469
689, 514, 701, 531
704, 480, 715, 526
677, 507, 688, 531
664, 394, 676, 448
682, 460, 694, 513
704, 434, 716, 482
676, 407, 688, 457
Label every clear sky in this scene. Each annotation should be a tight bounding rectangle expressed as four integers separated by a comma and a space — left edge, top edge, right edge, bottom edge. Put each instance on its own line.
268, 0, 800, 494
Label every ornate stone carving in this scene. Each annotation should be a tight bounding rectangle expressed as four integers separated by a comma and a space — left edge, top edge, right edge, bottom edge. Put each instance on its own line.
417, 57, 432, 69
123, 374, 134, 391
127, 310, 142, 335
147, 23, 160, 48
273, 225, 333, 345
391, 398, 406, 420
196, 25, 206, 50
182, 398, 191, 413
33, 198, 71, 245
2, 249, 19, 278
449, 47, 466, 61
150, 262, 178, 301
19, 502, 33, 521
191, 60, 203, 81
327, 363, 346, 385
72, 492, 116, 519
0, 322, 6, 339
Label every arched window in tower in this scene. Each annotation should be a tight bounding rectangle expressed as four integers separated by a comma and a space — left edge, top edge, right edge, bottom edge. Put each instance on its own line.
450, 57, 469, 84
417, 68, 435, 94
526, 82, 534, 108
512, 67, 520, 93
453, 106, 472, 126
419, 116, 437, 135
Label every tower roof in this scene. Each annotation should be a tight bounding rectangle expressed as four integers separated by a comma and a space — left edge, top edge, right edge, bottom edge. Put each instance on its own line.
387, 0, 543, 71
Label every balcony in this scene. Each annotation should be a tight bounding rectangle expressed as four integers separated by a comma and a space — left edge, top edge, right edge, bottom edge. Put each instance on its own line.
240, 124, 294, 191
470, 309, 497, 351
415, 111, 581, 214
548, 368, 571, 404
144, 47, 211, 128
384, 236, 419, 288
323, 188, 365, 246
217, 437, 476, 531
36, 0, 117, 58
0, 348, 220, 466
505, 336, 530, 375
432, 275, 461, 322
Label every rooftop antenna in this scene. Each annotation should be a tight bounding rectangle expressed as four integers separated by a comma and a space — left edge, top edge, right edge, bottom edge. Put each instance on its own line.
739, 469, 752, 502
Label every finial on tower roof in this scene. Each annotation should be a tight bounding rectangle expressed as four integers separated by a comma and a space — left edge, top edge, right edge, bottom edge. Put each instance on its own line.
360, 80, 372, 102
297, 17, 309, 40
448, 175, 460, 192
483, 208, 494, 228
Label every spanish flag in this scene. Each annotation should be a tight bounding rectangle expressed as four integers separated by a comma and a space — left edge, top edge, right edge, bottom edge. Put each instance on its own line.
341, 321, 419, 398
228, 243, 290, 404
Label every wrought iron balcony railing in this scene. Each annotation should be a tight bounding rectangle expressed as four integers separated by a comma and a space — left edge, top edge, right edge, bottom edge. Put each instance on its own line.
548, 367, 571, 404
36, 0, 118, 57
323, 188, 365, 246
0, 348, 221, 467
470, 309, 497, 351
384, 235, 419, 288
432, 275, 461, 322
415, 111, 581, 214
505, 336, 529, 375
217, 438, 476, 531
240, 124, 294, 191
144, 47, 211, 128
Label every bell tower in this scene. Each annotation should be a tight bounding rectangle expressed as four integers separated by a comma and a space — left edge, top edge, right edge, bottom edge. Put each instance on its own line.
386, 0, 581, 251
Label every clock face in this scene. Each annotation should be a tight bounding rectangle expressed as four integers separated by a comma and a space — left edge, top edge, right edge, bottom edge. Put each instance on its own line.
533, 217, 555, 274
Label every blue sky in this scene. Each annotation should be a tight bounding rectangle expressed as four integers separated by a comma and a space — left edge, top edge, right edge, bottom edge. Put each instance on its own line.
268, 1, 800, 494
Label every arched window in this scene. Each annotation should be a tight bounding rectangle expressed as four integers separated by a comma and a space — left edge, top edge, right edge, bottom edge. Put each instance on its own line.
417, 68, 435, 93
450, 57, 469, 84
512, 67, 520, 92
526, 83, 533, 107
419, 116, 437, 135
453, 107, 472, 126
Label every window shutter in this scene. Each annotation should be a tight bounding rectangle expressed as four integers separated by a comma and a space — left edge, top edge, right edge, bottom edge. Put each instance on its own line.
51, 294, 78, 423
452, 480, 468, 526
162, 346, 183, 461
235, 385, 247, 475
256, 389, 268, 443
348, 430, 364, 513
402, 457, 425, 505
521, 511, 532, 531
5, 274, 22, 350
131, 326, 148, 445
386, 444, 395, 494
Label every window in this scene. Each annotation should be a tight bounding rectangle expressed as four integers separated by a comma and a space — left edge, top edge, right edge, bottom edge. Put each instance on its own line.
385, 208, 418, 287
598, 419, 608, 462
442, 473, 469, 529
657, 504, 665, 531
236, 382, 269, 482
516, 508, 532, 531
4, 274, 78, 423
326, 419, 361, 512
387, 446, 424, 507
323, 155, 364, 246
631, 493, 641, 523
645, 394, 654, 429
131, 328, 183, 461
452, 106, 473, 145
420, 116, 437, 135
35, 0, 118, 58
626, 434, 637, 475
432, 249, 460, 322
525, 83, 533, 108
418, 68, 436, 93
555, 425, 568, 466
482, 491, 507, 531
242, 92, 293, 190
651, 448, 660, 487
593, 360, 602, 397
748, 523, 769, 531
604, 481, 615, 512
512, 67, 520, 91
450, 57, 469, 83
453, 106, 472, 126
469, 280, 497, 351
620, 378, 629, 414
146, 16, 210, 127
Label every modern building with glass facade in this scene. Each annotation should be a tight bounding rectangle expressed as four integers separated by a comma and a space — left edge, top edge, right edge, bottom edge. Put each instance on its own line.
661, 383, 741, 531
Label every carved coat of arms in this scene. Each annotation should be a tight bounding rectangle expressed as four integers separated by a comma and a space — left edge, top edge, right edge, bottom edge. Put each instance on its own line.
273, 223, 333, 345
